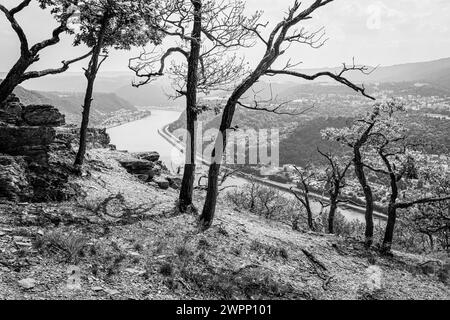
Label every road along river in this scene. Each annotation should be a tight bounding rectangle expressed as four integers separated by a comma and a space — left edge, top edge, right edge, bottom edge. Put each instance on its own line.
108, 108, 387, 224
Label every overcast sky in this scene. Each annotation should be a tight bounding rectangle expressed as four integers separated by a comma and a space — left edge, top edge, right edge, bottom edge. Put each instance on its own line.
1, 0, 449, 73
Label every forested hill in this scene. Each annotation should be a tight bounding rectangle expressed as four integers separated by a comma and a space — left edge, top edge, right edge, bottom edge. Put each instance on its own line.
11, 85, 136, 125
279, 57, 450, 89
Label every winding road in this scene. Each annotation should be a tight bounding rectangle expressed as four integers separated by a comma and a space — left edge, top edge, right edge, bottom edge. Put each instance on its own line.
108, 108, 387, 223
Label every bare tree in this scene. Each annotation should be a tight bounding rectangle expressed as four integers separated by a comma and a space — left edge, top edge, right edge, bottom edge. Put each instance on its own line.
317, 149, 352, 234
196, 167, 238, 192
322, 105, 384, 247
361, 101, 450, 253
130, 0, 260, 212
199, 0, 375, 230
0, 0, 91, 105
290, 165, 316, 231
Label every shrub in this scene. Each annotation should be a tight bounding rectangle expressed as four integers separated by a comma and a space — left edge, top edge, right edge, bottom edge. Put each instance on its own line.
249, 240, 289, 260
159, 262, 174, 277
33, 230, 87, 263
226, 182, 301, 222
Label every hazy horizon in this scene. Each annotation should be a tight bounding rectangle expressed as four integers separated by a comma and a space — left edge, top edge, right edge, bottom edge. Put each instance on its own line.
1, 0, 450, 75
2, 55, 450, 75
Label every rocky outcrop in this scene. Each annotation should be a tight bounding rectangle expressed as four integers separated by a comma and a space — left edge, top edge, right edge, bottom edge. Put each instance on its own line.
132, 151, 160, 162
119, 159, 156, 177
118, 152, 178, 190
153, 177, 170, 190
55, 127, 111, 149
0, 94, 24, 125
0, 94, 74, 202
166, 176, 182, 189
0, 126, 55, 164
22, 104, 65, 127
0, 94, 65, 127
0, 155, 33, 202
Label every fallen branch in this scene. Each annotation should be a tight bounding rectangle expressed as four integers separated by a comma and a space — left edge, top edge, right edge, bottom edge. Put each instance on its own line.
301, 248, 327, 271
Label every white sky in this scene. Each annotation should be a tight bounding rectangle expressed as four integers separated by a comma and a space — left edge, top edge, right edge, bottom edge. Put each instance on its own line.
0, 0, 449, 73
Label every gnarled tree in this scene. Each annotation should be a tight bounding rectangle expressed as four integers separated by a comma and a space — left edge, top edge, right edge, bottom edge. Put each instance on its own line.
361, 101, 450, 253
322, 104, 385, 247
199, 0, 375, 230
54, 0, 162, 167
317, 149, 352, 234
290, 165, 317, 231
0, 0, 91, 105
130, 0, 261, 212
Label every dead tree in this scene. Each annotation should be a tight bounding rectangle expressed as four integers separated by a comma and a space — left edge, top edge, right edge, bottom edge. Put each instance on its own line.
130, 0, 260, 213
290, 165, 316, 231
199, 0, 375, 230
0, 0, 91, 105
317, 149, 352, 234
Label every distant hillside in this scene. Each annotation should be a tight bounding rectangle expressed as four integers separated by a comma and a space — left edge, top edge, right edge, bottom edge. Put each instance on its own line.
1, 71, 135, 93
4, 57, 449, 105
115, 83, 184, 108
12, 85, 136, 125
0, 71, 185, 108
282, 57, 450, 89
38, 91, 136, 115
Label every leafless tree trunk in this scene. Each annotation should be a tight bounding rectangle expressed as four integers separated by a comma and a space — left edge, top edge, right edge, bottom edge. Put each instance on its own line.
199, 0, 375, 230
130, 0, 260, 213
290, 166, 316, 231
318, 149, 352, 234
353, 145, 374, 247
178, 0, 202, 212
375, 151, 450, 253
74, 14, 110, 167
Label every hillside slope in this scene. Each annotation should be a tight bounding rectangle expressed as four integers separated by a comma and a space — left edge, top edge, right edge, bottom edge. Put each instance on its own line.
0, 148, 448, 300
12, 86, 136, 125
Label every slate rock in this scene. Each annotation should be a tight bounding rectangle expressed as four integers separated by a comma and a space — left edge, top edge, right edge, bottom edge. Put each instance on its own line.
154, 177, 170, 190
18, 278, 36, 290
22, 104, 65, 127
119, 159, 155, 175
133, 151, 160, 162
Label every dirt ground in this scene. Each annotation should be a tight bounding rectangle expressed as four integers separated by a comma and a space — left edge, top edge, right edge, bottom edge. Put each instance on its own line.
0, 149, 448, 300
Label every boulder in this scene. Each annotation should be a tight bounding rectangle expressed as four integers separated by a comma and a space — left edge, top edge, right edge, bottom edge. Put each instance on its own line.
119, 159, 155, 175
133, 151, 160, 162
154, 177, 170, 190
18, 278, 36, 290
136, 174, 150, 182
22, 104, 65, 127
166, 176, 182, 189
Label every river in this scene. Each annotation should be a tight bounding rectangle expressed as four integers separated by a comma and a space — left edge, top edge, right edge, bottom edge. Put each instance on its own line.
107, 109, 185, 171
107, 108, 385, 224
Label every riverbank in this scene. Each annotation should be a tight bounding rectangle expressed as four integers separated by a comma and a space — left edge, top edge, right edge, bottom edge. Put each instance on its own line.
107, 109, 183, 170
159, 124, 388, 221
100, 110, 153, 129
